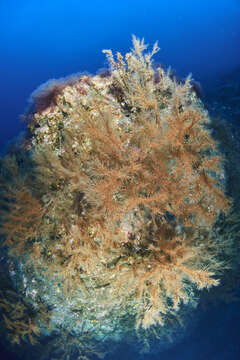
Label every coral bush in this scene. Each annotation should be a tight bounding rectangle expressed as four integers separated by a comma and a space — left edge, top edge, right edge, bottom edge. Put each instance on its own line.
0, 36, 236, 358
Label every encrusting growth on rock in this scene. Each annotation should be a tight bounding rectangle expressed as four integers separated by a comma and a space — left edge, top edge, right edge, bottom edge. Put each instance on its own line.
0, 36, 234, 355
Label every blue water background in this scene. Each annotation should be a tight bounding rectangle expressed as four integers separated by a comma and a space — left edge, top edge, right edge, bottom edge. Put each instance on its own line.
0, 1, 240, 359
0, 0, 240, 152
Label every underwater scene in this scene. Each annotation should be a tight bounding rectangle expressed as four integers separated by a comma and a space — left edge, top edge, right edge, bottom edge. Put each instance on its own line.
0, 1, 240, 359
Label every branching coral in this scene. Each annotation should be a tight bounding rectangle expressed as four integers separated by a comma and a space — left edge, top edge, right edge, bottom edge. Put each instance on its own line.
0, 36, 236, 358
0, 289, 50, 345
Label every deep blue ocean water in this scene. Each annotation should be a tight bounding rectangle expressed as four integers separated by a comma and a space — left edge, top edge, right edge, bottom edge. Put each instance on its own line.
1, 0, 240, 152
0, 1, 240, 359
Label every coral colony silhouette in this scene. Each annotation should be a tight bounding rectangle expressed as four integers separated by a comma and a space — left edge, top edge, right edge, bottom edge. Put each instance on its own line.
0, 37, 238, 359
